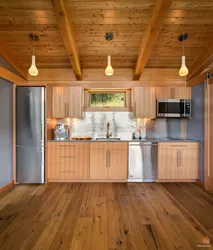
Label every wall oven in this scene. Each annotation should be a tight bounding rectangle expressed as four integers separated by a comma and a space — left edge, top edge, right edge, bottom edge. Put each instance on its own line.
157, 99, 191, 118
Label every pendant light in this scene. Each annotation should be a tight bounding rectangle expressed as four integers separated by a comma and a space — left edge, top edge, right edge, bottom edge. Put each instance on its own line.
29, 33, 39, 76
105, 55, 114, 76
104, 32, 114, 76
178, 33, 189, 77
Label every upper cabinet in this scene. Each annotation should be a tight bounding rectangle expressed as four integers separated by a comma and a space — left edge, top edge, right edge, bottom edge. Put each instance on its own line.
156, 87, 191, 99
52, 86, 83, 118
132, 87, 156, 119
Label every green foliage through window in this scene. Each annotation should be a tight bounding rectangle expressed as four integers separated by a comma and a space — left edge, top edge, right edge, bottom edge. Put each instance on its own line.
89, 93, 126, 107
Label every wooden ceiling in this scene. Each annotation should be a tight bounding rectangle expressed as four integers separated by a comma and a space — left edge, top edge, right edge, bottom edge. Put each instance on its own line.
1, 0, 213, 79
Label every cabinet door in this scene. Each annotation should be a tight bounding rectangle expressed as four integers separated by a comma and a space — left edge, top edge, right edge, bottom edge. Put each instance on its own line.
158, 149, 179, 179
134, 87, 156, 118
156, 87, 172, 99
90, 149, 108, 180
66, 87, 83, 118
174, 87, 191, 99
108, 150, 128, 180
178, 150, 199, 179
52, 87, 66, 118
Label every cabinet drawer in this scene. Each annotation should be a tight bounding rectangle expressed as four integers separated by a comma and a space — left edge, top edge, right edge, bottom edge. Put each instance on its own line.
158, 142, 199, 150
90, 142, 108, 150
47, 142, 90, 150
107, 142, 128, 150
48, 163, 77, 180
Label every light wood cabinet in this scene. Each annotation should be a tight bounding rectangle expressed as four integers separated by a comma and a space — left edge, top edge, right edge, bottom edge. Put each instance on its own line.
178, 150, 199, 179
90, 149, 108, 180
158, 149, 179, 179
52, 87, 66, 118
47, 142, 90, 181
90, 142, 128, 181
108, 150, 128, 180
52, 86, 83, 118
156, 87, 191, 99
132, 87, 156, 118
158, 142, 199, 181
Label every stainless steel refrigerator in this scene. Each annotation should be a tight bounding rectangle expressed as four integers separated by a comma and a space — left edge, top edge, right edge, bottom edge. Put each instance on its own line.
16, 87, 45, 183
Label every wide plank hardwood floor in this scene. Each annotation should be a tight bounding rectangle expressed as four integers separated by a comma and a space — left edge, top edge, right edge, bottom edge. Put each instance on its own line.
0, 183, 213, 250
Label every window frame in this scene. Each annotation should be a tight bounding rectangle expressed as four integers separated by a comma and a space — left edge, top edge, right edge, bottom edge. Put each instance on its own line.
84, 89, 131, 112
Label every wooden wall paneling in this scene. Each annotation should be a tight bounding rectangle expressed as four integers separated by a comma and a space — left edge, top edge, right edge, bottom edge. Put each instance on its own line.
0, 41, 28, 79
13, 84, 16, 183
204, 82, 213, 193
0, 66, 26, 84
25, 68, 186, 87
133, 0, 173, 80
52, 0, 82, 80
187, 43, 213, 81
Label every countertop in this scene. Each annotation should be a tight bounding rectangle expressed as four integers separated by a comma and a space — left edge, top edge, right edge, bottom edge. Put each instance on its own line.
47, 139, 200, 143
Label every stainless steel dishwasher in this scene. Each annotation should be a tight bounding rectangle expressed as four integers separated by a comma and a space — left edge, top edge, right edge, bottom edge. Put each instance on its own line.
128, 142, 158, 182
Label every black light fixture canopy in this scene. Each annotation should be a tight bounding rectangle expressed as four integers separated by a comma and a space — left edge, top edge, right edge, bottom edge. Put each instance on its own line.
29, 33, 39, 42
178, 33, 188, 42
105, 32, 114, 41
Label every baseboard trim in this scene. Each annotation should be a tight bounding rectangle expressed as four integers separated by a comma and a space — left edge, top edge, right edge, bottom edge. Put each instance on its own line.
47, 179, 127, 183
156, 179, 197, 183
0, 180, 14, 193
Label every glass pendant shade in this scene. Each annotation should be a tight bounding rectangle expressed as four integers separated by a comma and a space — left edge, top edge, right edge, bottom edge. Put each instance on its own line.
28, 55, 38, 76
179, 55, 188, 76
105, 55, 114, 76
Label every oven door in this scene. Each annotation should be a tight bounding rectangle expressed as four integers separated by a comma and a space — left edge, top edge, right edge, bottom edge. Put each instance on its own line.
157, 99, 183, 117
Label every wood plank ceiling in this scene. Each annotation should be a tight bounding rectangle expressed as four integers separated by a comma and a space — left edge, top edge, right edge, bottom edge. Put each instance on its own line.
0, 0, 213, 74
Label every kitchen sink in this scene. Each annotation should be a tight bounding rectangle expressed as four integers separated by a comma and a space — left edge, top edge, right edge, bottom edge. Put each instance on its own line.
96, 138, 121, 141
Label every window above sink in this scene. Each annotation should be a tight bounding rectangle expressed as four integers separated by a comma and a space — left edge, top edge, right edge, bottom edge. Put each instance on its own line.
84, 88, 131, 112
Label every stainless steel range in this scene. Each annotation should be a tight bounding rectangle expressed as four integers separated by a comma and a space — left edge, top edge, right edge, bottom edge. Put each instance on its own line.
128, 141, 158, 182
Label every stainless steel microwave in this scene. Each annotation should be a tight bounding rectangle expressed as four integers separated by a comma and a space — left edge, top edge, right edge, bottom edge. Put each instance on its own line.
156, 99, 192, 118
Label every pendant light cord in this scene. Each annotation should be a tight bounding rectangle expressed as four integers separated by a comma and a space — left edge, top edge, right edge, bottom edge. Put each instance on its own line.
182, 34, 184, 56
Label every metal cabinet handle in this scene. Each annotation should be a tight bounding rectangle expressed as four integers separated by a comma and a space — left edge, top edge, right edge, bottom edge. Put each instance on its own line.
60, 171, 76, 173
108, 151, 110, 168
60, 156, 76, 158
179, 150, 182, 167
106, 151, 108, 168
177, 150, 179, 167
67, 102, 69, 117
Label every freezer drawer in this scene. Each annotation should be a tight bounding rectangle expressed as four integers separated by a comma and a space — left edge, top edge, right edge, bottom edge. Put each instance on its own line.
128, 142, 158, 182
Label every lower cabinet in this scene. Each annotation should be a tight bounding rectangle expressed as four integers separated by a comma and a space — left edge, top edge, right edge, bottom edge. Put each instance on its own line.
47, 142, 90, 181
90, 142, 128, 181
158, 142, 199, 180
47, 142, 128, 182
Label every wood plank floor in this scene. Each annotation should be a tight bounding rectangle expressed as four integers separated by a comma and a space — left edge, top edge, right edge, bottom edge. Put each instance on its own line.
0, 183, 213, 250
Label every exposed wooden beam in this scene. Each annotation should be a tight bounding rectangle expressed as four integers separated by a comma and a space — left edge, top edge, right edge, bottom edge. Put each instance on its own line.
187, 68, 213, 87
133, 0, 173, 80
52, 0, 82, 80
187, 45, 213, 81
0, 41, 28, 80
0, 66, 26, 84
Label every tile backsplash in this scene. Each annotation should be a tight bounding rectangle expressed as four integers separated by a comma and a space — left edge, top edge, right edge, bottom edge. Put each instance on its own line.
54, 112, 185, 140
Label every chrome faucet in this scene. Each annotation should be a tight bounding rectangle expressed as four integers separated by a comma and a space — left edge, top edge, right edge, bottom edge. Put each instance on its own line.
106, 122, 112, 138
